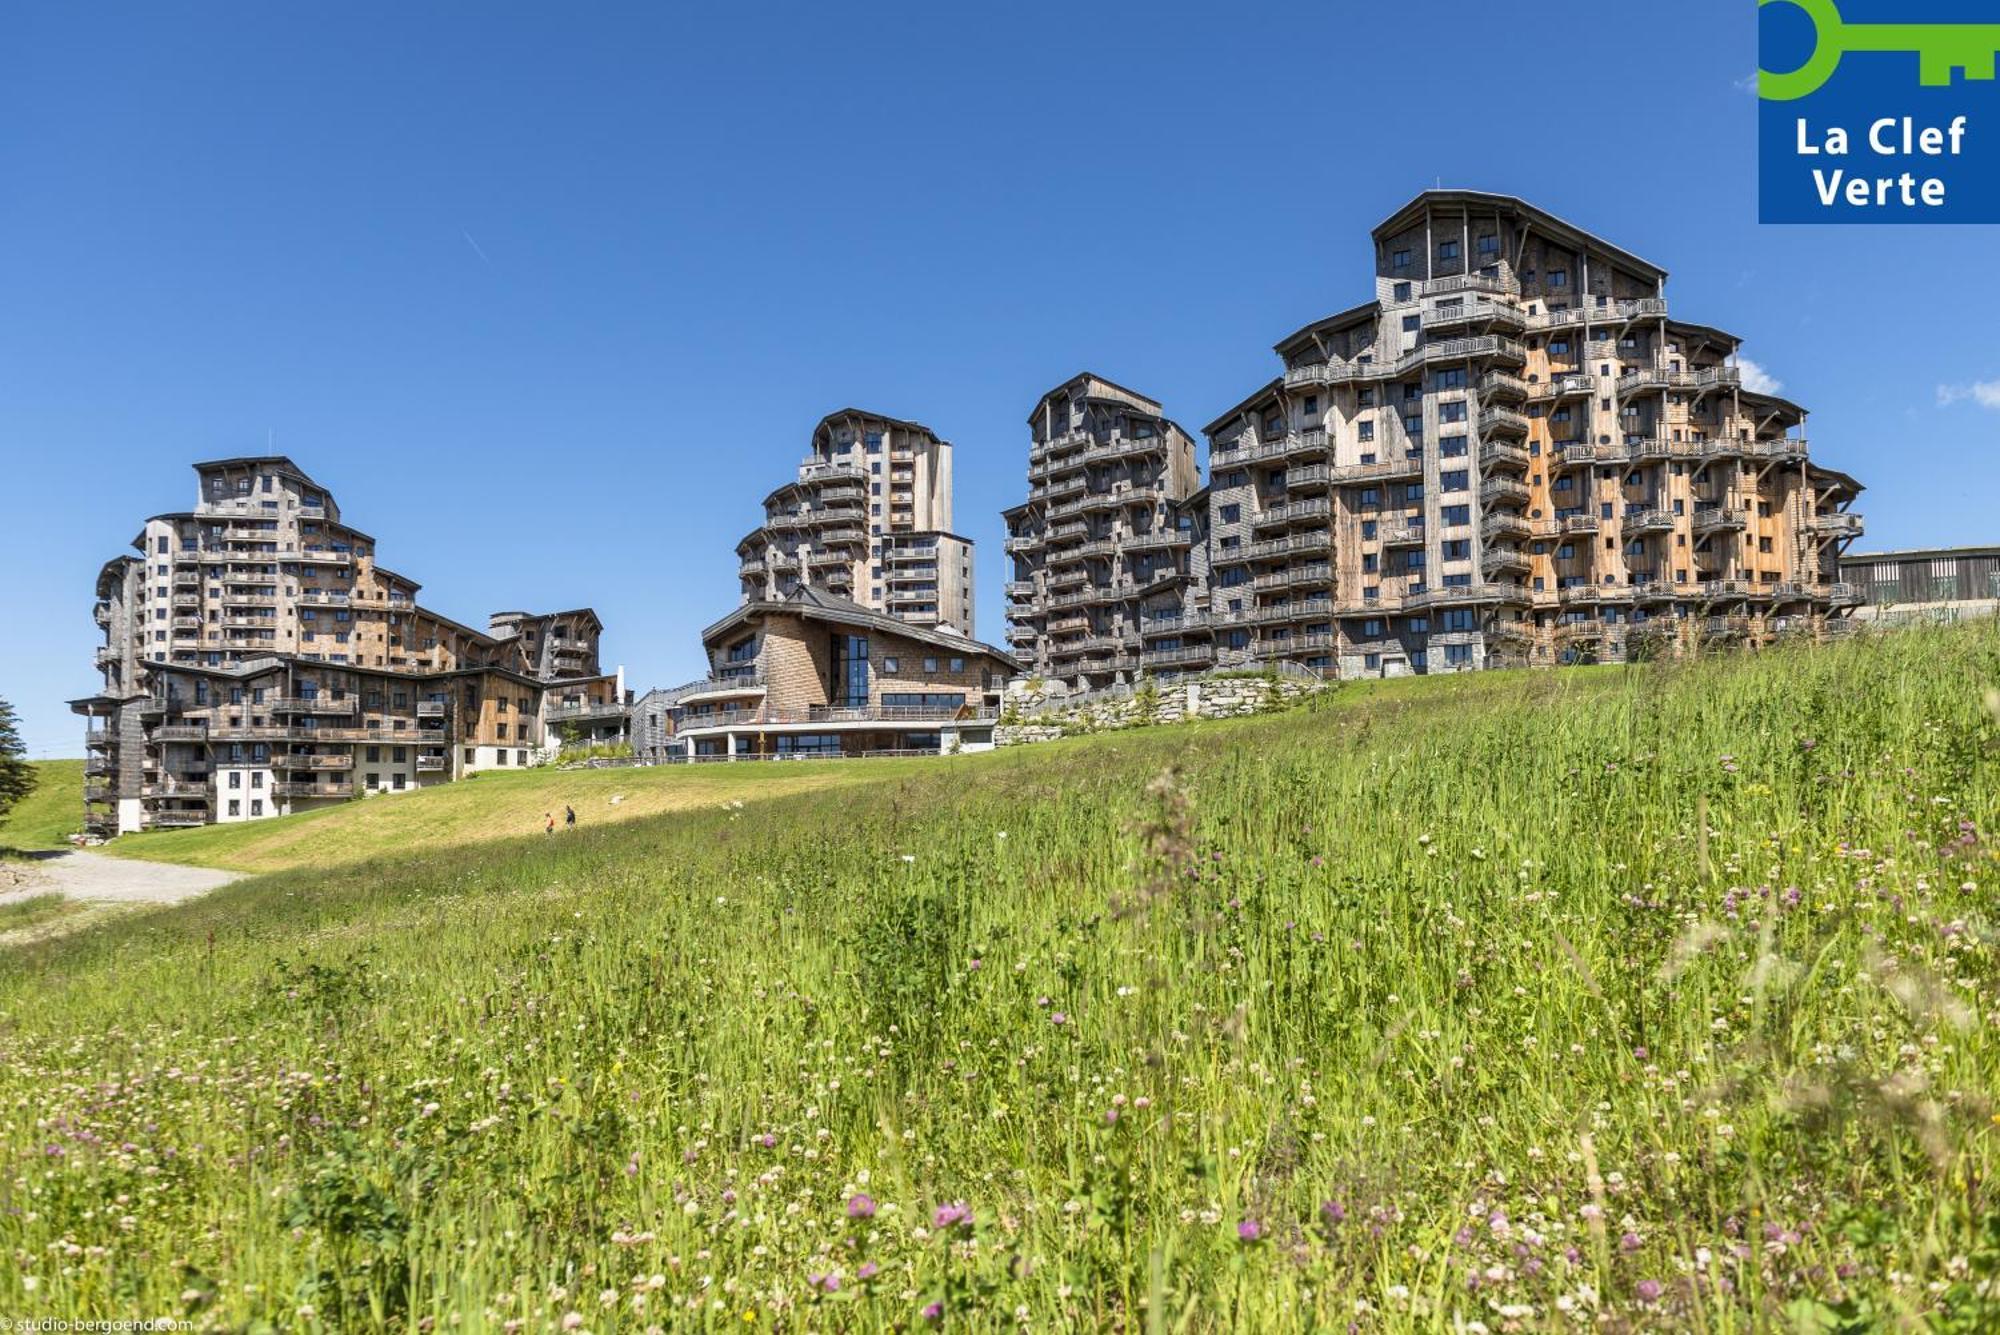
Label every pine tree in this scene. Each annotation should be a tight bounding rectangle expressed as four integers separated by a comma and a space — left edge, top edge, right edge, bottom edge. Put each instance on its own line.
0, 698, 36, 822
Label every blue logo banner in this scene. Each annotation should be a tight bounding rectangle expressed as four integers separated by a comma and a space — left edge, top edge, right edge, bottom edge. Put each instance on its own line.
1759, 0, 2000, 221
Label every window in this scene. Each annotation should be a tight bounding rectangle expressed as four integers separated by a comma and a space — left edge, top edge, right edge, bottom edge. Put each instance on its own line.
228, 800, 241, 817
1435, 368, 1466, 390
922, 656, 939, 673
1402, 314, 1421, 333
882, 655, 899, 674
1438, 401, 1466, 424
1357, 421, 1375, 442
250, 799, 264, 816
1360, 519, 1378, 540
1391, 248, 1411, 270
1477, 234, 1498, 255
1392, 281, 1411, 302
1438, 239, 1459, 260
949, 657, 965, 673
836, 634, 870, 707
1547, 269, 1568, 288
1440, 505, 1471, 526
1220, 503, 1242, 523
1440, 470, 1469, 492
1439, 435, 1467, 458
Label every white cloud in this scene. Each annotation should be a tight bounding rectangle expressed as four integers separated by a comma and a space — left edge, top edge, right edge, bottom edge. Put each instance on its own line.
1736, 357, 1782, 395
1937, 380, 2000, 410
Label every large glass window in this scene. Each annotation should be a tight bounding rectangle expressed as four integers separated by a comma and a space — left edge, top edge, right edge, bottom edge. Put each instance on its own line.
833, 634, 870, 706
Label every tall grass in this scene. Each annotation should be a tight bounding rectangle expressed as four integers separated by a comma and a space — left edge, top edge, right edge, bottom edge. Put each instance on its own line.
1, 626, 1996, 1331
0, 758, 82, 852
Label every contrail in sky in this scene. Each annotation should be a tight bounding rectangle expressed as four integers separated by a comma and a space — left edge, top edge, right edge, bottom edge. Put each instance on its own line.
461, 229, 491, 264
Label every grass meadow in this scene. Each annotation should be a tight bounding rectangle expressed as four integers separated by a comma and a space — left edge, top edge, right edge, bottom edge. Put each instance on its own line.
0, 626, 1996, 1331
0, 757, 82, 853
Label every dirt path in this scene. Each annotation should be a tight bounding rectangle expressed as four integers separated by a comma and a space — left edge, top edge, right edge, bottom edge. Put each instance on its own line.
0, 850, 241, 908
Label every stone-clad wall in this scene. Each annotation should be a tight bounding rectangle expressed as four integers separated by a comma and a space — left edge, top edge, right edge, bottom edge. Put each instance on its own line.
994, 675, 1328, 746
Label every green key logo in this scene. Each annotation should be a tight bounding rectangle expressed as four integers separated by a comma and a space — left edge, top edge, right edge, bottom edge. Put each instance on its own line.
1759, 0, 2000, 99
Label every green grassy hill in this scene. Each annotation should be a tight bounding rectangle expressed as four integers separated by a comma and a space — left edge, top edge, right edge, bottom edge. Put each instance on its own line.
0, 757, 82, 851
2, 627, 1997, 1330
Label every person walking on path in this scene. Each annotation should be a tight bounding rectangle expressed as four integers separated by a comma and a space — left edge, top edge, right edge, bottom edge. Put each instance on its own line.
565, 805, 576, 829
544, 812, 555, 835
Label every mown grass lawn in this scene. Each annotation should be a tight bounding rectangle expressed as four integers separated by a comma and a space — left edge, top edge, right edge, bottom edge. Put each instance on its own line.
0, 758, 83, 853
1, 627, 1996, 1331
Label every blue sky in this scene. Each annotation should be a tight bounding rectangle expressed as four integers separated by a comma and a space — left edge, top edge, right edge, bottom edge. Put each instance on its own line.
4, 1, 1996, 757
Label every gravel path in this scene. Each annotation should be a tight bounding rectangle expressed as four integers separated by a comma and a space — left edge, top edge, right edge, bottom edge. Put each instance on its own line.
0, 851, 241, 908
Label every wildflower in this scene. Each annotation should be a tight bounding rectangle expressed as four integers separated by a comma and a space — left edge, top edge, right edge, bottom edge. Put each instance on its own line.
1635, 1279, 1663, 1302
857, 1261, 879, 1282
848, 1193, 877, 1219
1237, 1218, 1263, 1243
1620, 1231, 1643, 1252
1050, 1011, 1067, 1025
1321, 1200, 1346, 1225
933, 1201, 971, 1230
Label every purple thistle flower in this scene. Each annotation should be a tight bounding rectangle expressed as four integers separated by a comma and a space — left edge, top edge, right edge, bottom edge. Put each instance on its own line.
1237, 1218, 1263, 1243
1050, 1011, 1067, 1026
1621, 1231, 1643, 1253
933, 1201, 971, 1230
857, 1261, 878, 1281
1321, 1200, 1346, 1225
922, 1301, 944, 1322
847, 1192, 877, 1219
1636, 1279, 1663, 1302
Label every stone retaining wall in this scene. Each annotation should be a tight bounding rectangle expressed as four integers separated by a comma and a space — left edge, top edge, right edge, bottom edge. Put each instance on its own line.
994, 675, 1329, 745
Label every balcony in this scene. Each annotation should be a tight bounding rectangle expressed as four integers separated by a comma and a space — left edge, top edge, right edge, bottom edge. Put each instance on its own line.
148, 811, 210, 829
142, 778, 210, 798
277, 781, 355, 799
1806, 512, 1865, 539
1140, 644, 1216, 668
1283, 463, 1332, 492
294, 753, 355, 771
1621, 509, 1676, 534
1692, 506, 1748, 534
1616, 364, 1741, 397
1252, 564, 1333, 590
1558, 513, 1601, 535
1123, 529, 1186, 552
297, 590, 351, 605
1480, 512, 1534, 543
416, 754, 449, 772
1407, 583, 1521, 610
1529, 297, 1668, 330
1330, 456, 1424, 485
1379, 524, 1426, 548
152, 724, 209, 743
1424, 297, 1528, 332
1211, 428, 1331, 468
1480, 370, 1528, 401
1477, 406, 1529, 437
547, 699, 629, 723
1481, 547, 1531, 577
1240, 531, 1333, 561
1526, 373, 1597, 402
1478, 477, 1531, 508
1250, 498, 1331, 532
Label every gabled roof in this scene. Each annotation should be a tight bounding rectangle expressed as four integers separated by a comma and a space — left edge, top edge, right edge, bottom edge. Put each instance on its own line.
1201, 376, 1284, 440
191, 455, 329, 493
1028, 371, 1165, 421
813, 407, 945, 443
1273, 299, 1381, 359
701, 586, 1020, 670
1371, 189, 1666, 281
